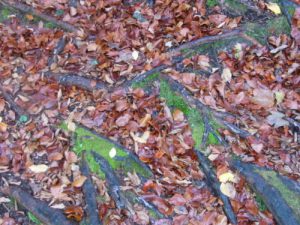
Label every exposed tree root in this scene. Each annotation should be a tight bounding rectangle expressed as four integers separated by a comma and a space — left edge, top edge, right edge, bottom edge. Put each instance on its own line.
168, 29, 243, 55
0, 0, 78, 33
0, 186, 74, 225
229, 159, 300, 225
75, 123, 153, 177
195, 150, 237, 225
92, 151, 130, 211
159, 74, 249, 139
44, 72, 107, 92
0, 86, 29, 121
81, 151, 102, 225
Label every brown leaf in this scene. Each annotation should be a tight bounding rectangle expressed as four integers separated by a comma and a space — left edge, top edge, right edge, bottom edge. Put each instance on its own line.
116, 114, 131, 126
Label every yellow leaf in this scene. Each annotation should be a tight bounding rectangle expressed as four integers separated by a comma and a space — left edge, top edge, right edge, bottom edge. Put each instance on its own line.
0, 122, 8, 132
275, 91, 285, 104
221, 67, 232, 82
72, 176, 87, 188
219, 172, 239, 183
26, 14, 34, 21
220, 183, 236, 199
266, 3, 281, 15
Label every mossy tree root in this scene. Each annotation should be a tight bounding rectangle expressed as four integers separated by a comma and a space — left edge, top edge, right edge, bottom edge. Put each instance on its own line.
195, 150, 238, 224
81, 151, 102, 225
159, 75, 250, 140
0, 186, 74, 225
0, 0, 78, 32
229, 159, 300, 225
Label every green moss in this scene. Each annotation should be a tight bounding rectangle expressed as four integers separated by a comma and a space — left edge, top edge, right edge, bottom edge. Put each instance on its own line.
206, 0, 218, 8
61, 123, 152, 179
255, 194, 267, 211
256, 169, 300, 218
44, 22, 57, 29
246, 16, 290, 44
0, 7, 12, 21
27, 212, 41, 225
159, 79, 205, 149
224, 0, 248, 14
132, 72, 159, 88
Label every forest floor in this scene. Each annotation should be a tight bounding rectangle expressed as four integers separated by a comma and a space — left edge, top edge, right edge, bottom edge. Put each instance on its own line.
0, 0, 299, 225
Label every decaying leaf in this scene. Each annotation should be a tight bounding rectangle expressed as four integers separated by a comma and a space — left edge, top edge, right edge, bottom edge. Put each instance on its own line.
267, 111, 289, 128
72, 175, 87, 188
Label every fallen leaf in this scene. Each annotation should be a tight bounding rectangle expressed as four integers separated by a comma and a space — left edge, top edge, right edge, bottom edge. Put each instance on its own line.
116, 114, 131, 126
72, 176, 87, 188
132, 50, 139, 60
266, 3, 281, 15
267, 111, 289, 128
0, 122, 7, 132
130, 131, 150, 143
173, 109, 184, 122
221, 67, 232, 82
275, 91, 285, 104
251, 89, 274, 108
220, 182, 236, 199
109, 147, 117, 158
29, 164, 49, 173
219, 172, 238, 183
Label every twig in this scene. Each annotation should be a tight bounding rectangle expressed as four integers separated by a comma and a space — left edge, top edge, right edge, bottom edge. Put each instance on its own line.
0, 0, 78, 33
81, 151, 102, 225
195, 150, 237, 224
0, 186, 74, 225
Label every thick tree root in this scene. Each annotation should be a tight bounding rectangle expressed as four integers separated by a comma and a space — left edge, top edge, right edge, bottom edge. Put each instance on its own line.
0, 0, 78, 33
160, 75, 249, 139
195, 150, 237, 224
92, 151, 129, 210
0, 186, 74, 225
168, 29, 243, 55
81, 151, 102, 225
229, 159, 300, 225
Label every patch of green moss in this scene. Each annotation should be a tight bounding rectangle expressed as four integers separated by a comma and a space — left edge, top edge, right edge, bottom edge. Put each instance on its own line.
224, 0, 248, 14
60, 124, 152, 179
0, 7, 13, 22
255, 194, 267, 211
27, 212, 41, 225
246, 16, 290, 44
256, 169, 300, 218
159, 79, 205, 149
44, 22, 57, 29
206, 0, 218, 8
132, 72, 159, 88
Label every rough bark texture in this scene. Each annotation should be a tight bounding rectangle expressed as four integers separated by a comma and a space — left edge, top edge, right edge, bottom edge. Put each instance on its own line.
0, 186, 74, 225
230, 159, 300, 225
